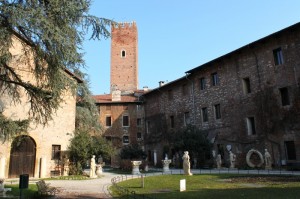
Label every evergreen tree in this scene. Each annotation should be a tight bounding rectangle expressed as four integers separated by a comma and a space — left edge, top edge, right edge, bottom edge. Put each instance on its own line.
0, 0, 112, 139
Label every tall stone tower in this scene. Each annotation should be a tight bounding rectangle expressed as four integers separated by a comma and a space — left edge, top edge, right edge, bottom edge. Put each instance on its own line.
110, 21, 138, 94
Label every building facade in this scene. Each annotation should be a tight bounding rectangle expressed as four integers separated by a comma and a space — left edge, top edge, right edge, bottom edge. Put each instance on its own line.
142, 23, 300, 168
0, 36, 79, 178
94, 22, 145, 167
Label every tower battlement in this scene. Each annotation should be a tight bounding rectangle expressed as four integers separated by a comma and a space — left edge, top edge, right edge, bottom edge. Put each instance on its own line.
112, 21, 137, 29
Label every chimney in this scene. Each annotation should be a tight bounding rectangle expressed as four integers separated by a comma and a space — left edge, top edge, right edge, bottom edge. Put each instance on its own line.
159, 81, 165, 87
143, 86, 149, 92
111, 90, 121, 101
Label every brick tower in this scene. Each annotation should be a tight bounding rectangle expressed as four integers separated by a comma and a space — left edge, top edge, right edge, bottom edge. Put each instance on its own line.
110, 22, 138, 93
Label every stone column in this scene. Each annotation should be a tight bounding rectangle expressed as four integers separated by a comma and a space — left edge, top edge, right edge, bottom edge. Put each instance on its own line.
39, 157, 46, 178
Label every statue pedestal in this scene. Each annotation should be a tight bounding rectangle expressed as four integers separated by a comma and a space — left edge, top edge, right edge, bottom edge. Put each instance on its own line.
162, 159, 172, 173
96, 163, 105, 177
131, 161, 142, 175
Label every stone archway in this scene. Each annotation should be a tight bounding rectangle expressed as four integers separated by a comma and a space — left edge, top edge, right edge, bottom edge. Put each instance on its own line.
8, 135, 36, 178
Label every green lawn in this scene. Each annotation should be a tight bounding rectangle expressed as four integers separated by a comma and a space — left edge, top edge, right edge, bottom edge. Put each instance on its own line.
111, 174, 300, 199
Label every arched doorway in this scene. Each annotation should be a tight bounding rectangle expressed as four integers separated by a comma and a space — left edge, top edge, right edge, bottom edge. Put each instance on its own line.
9, 135, 36, 178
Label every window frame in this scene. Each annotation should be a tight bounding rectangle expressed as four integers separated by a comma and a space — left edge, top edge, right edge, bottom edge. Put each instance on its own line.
273, 47, 284, 65
199, 77, 206, 90
201, 107, 208, 122
123, 135, 129, 144
122, 115, 130, 127
242, 77, 251, 94
211, 72, 219, 86
279, 87, 290, 106
246, 117, 256, 135
51, 145, 61, 160
105, 115, 112, 127
214, 104, 221, 120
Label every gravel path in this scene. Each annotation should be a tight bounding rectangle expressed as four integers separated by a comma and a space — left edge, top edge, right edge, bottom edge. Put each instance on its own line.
47, 172, 119, 199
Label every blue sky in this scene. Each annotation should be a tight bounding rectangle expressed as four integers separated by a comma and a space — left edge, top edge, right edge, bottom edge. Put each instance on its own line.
83, 0, 300, 95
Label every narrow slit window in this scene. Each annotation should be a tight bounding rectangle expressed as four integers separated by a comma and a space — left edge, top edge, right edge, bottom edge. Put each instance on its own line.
121, 50, 126, 58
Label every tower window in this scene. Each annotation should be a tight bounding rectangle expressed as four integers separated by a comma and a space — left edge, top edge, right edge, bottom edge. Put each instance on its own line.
170, 116, 174, 128
123, 115, 129, 127
199, 77, 206, 90
106, 116, 112, 127
201, 107, 208, 122
214, 104, 221, 120
121, 50, 126, 58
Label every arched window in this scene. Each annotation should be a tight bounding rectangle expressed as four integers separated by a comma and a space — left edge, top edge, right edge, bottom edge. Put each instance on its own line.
121, 50, 126, 58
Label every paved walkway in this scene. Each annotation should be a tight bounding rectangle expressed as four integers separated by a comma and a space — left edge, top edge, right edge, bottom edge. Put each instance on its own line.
49, 172, 119, 199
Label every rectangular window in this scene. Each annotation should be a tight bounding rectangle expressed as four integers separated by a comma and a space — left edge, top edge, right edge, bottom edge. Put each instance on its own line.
123, 136, 129, 144
199, 77, 206, 90
122, 115, 129, 127
184, 112, 190, 126
214, 104, 221, 120
106, 105, 111, 111
285, 141, 296, 160
201, 107, 208, 122
137, 118, 142, 126
137, 132, 142, 140
105, 116, 112, 127
170, 116, 174, 128
136, 105, 142, 110
273, 47, 284, 65
51, 145, 61, 160
279, 87, 290, 106
246, 117, 256, 135
211, 72, 219, 86
242, 77, 251, 94
168, 89, 173, 100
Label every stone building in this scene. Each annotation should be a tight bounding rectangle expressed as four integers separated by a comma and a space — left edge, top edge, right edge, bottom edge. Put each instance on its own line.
94, 22, 145, 167
0, 35, 81, 178
142, 22, 300, 168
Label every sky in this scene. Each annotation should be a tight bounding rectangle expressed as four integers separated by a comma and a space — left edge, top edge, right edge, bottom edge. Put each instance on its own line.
83, 0, 300, 95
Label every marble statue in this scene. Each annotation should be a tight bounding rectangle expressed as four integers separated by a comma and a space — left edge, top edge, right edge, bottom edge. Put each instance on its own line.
229, 151, 236, 169
63, 156, 70, 176
264, 149, 272, 169
216, 154, 222, 169
182, 151, 192, 175
89, 155, 97, 178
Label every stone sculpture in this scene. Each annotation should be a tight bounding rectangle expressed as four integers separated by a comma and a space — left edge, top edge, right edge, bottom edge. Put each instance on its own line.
216, 154, 222, 169
89, 155, 97, 178
131, 161, 142, 175
182, 151, 192, 175
229, 151, 236, 169
264, 149, 272, 170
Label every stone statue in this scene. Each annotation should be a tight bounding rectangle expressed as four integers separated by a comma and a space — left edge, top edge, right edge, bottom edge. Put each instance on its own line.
264, 149, 272, 169
229, 151, 236, 169
182, 151, 192, 175
216, 154, 222, 169
89, 155, 96, 178
63, 156, 70, 176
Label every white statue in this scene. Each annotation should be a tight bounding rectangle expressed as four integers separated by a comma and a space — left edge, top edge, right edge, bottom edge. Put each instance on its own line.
229, 151, 236, 169
264, 149, 272, 169
89, 155, 96, 178
216, 154, 222, 169
63, 156, 70, 176
182, 151, 192, 175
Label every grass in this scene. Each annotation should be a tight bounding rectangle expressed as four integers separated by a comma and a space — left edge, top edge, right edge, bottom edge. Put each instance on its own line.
4, 184, 39, 199
111, 174, 300, 199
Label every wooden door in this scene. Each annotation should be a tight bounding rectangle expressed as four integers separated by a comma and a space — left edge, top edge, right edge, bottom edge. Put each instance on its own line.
9, 136, 36, 178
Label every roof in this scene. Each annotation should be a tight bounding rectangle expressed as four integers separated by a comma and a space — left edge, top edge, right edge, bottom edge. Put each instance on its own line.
93, 94, 141, 104
186, 22, 300, 74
